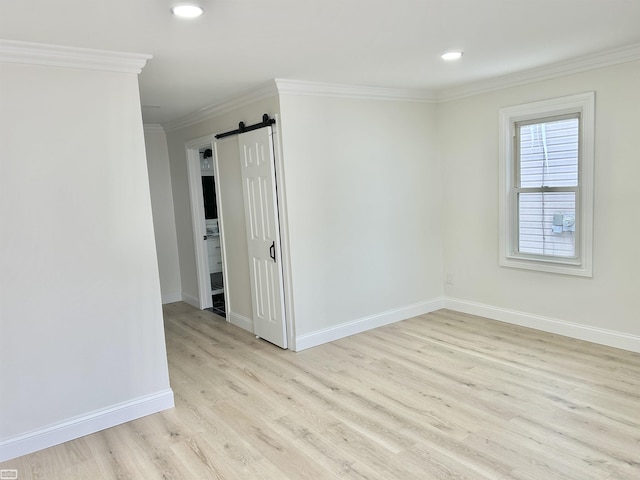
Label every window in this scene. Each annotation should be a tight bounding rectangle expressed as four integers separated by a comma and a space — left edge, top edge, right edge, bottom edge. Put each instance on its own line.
499, 93, 594, 276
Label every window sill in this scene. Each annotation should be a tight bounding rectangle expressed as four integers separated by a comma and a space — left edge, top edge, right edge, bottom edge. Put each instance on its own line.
500, 255, 592, 277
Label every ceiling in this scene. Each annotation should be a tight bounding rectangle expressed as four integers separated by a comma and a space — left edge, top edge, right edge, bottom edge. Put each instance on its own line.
2, 0, 640, 125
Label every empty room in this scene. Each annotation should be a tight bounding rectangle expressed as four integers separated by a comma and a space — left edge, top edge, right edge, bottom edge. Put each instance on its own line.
1, 1, 639, 479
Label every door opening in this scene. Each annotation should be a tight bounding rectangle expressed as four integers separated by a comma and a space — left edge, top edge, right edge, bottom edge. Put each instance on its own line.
185, 136, 225, 313
185, 115, 292, 349
200, 147, 225, 317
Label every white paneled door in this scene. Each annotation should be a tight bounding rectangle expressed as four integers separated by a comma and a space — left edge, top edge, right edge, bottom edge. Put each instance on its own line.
238, 127, 287, 349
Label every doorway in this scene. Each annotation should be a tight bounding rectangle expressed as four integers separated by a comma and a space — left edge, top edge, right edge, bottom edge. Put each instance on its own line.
185, 136, 221, 313
200, 146, 225, 317
185, 116, 293, 349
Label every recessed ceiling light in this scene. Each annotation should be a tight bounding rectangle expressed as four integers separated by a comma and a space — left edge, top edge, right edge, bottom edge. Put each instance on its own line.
171, 4, 204, 18
441, 51, 463, 61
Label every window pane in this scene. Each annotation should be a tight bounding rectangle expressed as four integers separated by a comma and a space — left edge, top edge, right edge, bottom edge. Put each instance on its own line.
518, 191, 576, 257
519, 117, 579, 188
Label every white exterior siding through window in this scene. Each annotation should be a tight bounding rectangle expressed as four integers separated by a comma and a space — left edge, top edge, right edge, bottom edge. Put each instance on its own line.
516, 116, 579, 258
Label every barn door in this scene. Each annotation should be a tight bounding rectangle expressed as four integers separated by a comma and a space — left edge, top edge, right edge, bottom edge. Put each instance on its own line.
238, 126, 287, 348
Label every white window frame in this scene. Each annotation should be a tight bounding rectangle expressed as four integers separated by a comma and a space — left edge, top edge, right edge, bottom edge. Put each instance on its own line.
499, 92, 595, 277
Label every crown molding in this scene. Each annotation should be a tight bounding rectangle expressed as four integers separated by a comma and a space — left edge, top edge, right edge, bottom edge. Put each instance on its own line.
0, 39, 151, 74
143, 124, 166, 134
160, 42, 640, 131
274, 79, 437, 103
437, 42, 640, 103
163, 78, 436, 133
162, 81, 279, 133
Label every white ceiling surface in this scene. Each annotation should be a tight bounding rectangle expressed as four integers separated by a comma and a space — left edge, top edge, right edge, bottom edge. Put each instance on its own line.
2, 0, 640, 125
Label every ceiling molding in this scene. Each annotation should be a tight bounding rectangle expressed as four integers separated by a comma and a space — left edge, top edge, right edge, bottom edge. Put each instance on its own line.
162, 42, 640, 130
274, 79, 437, 103
162, 81, 279, 133
0, 39, 151, 74
437, 42, 640, 103
143, 124, 165, 134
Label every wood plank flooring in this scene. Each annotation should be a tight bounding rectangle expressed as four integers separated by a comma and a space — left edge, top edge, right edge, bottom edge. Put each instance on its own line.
2, 302, 639, 479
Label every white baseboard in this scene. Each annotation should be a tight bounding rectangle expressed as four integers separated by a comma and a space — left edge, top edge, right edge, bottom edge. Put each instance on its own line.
444, 297, 640, 353
181, 292, 200, 309
228, 311, 253, 333
161, 292, 182, 304
294, 298, 444, 352
0, 389, 174, 462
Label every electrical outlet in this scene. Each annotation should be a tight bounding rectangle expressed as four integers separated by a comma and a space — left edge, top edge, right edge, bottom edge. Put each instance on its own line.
446, 273, 454, 285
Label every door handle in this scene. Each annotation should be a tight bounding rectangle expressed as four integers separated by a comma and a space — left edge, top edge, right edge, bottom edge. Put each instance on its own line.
269, 241, 276, 262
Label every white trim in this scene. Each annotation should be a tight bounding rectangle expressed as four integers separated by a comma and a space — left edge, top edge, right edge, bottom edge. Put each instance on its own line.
0, 39, 151, 74
161, 292, 182, 304
161, 43, 640, 132
163, 79, 436, 133
0, 389, 174, 462
291, 295, 640, 354
437, 43, 640, 102
293, 298, 444, 352
274, 78, 437, 103
444, 298, 640, 353
271, 115, 297, 350
228, 311, 253, 332
498, 92, 595, 277
163, 82, 279, 132
143, 124, 165, 134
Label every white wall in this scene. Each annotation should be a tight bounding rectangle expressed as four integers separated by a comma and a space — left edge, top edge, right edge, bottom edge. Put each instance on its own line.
0, 59, 173, 460
164, 91, 443, 349
439, 60, 640, 343
278, 94, 443, 345
164, 96, 280, 327
144, 126, 182, 304
164, 64, 640, 353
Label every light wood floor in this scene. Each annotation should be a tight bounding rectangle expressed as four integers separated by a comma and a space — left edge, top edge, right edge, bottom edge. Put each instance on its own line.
2, 302, 639, 479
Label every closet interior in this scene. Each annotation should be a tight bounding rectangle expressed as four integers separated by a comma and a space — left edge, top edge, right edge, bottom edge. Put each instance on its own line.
200, 147, 225, 317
